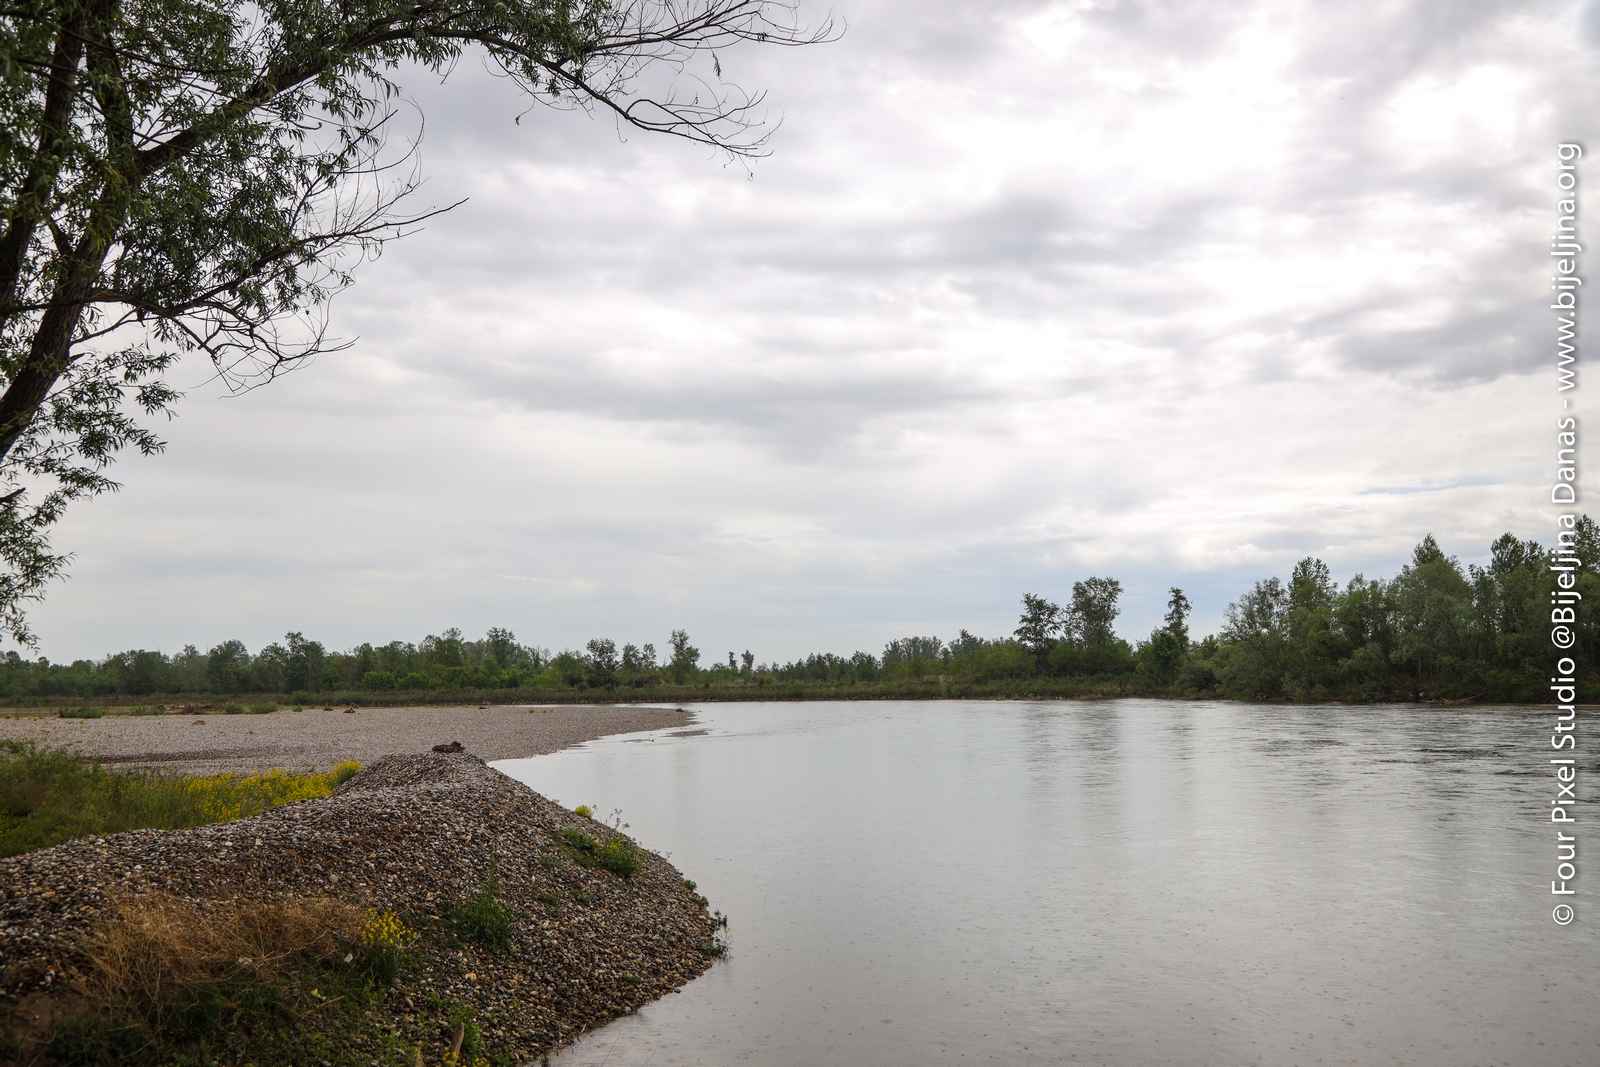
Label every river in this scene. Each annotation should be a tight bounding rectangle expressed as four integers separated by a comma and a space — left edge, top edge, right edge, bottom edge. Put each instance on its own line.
497, 699, 1598, 1066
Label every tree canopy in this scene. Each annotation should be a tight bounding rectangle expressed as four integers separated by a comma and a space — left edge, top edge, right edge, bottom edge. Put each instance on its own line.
1, 523, 1594, 703
0, 0, 829, 643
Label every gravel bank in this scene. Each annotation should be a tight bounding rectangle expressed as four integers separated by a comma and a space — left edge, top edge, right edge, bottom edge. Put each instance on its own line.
0, 704, 692, 775
0, 751, 719, 1063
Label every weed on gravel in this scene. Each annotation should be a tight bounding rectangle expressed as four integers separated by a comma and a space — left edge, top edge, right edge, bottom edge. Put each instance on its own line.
24, 894, 417, 1067
0, 746, 360, 857
451, 854, 515, 950
557, 811, 641, 880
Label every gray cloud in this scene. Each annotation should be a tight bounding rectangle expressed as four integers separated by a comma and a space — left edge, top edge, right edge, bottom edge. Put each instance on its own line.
28, 0, 1592, 661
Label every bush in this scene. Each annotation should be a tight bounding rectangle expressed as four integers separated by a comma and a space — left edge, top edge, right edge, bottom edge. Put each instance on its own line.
59, 706, 104, 718
223, 703, 246, 714
247, 702, 277, 714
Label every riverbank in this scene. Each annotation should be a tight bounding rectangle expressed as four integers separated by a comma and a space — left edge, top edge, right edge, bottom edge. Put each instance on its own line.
0, 704, 695, 775
3, 677, 1567, 715
2, 680, 1160, 717
0, 751, 721, 1065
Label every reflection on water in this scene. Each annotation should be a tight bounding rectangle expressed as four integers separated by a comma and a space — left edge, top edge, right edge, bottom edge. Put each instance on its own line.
497, 700, 1598, 1067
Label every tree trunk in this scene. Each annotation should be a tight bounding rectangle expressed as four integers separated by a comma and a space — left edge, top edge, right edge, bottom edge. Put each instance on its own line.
0, 5, 89, 323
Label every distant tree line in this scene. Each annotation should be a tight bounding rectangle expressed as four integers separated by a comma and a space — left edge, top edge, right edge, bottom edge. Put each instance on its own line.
2, 522, 1593, 704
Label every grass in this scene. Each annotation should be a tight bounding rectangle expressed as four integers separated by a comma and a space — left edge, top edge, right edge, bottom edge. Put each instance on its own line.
0, 743, 361, 858
699, 910, 731, 957
58, 707, 105, 719
28, 893, 418, 1066
5, 889, 511, 1066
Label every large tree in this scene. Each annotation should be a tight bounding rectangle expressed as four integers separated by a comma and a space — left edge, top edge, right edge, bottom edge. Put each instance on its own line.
0, 0, 827, 642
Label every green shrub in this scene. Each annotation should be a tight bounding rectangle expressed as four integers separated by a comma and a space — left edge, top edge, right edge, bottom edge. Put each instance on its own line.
128, 706, 164, 716
573, 804, 593, 819
557, 826, 641, 879
452, 856, 514, 950
223, 703, 246, 714
247, 702, 277, 714
290, 690, 311, 705
59, 706, 104, 719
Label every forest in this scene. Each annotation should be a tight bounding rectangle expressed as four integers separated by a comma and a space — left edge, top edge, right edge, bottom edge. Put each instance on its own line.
3, 519, 1594, 705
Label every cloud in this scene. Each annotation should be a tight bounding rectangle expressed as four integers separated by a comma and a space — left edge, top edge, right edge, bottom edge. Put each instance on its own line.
29, 0, 1596, 660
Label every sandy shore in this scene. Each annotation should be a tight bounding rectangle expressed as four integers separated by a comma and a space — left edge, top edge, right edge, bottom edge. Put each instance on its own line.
0, 704, 694, 775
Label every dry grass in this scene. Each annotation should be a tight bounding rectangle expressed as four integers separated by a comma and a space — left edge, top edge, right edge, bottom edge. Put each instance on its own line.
79, 894, 363, 1024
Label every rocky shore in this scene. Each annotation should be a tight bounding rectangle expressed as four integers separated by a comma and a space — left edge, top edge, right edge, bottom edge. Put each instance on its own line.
0, 751, 719, 1064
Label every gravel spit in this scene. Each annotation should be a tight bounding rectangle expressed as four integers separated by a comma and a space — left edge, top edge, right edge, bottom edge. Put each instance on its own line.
0, 704, 693, 775
0, 751, 720, 1063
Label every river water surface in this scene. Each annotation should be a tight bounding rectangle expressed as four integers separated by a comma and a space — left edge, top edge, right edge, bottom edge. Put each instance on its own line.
497, 700, 1598, 1066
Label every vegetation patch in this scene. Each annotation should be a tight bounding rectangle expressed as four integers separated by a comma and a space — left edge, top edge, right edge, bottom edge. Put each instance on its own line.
0, 745, 360, 858
21, 893, 412, 1066
557, 824, 640, 880
360, 908, 420, 984
57, 708, 103, 719
451, 856, 514, 951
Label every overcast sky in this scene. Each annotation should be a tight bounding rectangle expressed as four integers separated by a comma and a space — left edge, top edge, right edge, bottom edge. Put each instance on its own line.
28, 0, 1600, 664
